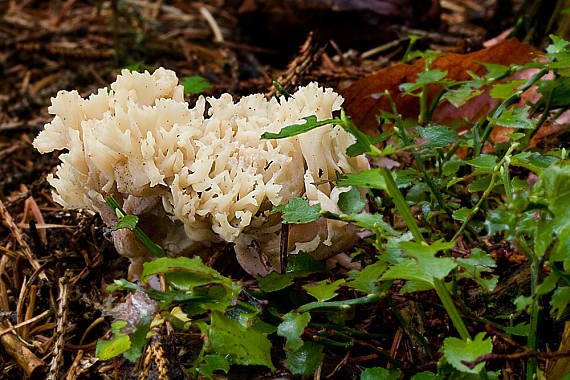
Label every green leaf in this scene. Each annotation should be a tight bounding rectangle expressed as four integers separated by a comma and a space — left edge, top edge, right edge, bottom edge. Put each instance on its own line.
400, 69, 450, 94
536, 273, 559, 296
479, 62, 509, 80
514, 295, 532, 313
338, 212, 397, 236
538, 162, 570, 222
107, 279, 140, 292
502, 322, 530, 337
123, 318, 151, 362
272, 79, 292, 98
485, 209, 514, 236
443, 159, 463, 176
195, 354, 230, 379
257, 252, 328, 292
511, 152, 559, 174
441, 85, 481, 107
272, 198, 321, 224
142, 257, 228, 287
381, 240, 457, 289
257, 272, 295, 292
338, 169, 387, 190
537, 77, 570, 108
410, 372, 440, 380
96, 321, 131, 361
442, 332, 493, 374
181, 76, 212, 94
104, 196, 166, 258
338, 187, 366, 214
286, 251, 329, 274
547, 35, 570, 55
466, 154, 497, 171
452, 207, 471, 222
489, 80, 526, 99
141, 257, 240, 312
261, 116, 339, 139
285, 341, 324, 375
551, 286, 570, 319
277, 312, 311, 351
347, 261, 388, 294
361, 367, 401, 380
205, 311, 275, 370
488, 105, 537, 129
468, 175, 493, 192
456, 248, 498, 291
304, 279, 345, 302
420, 125, 460, 149
112, 213, 139, 231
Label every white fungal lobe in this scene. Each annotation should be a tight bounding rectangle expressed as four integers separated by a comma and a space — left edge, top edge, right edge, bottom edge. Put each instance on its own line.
34, 68, 369, 277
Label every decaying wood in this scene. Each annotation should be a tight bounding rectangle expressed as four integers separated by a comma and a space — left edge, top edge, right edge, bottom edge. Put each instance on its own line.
0, 320, 46, 379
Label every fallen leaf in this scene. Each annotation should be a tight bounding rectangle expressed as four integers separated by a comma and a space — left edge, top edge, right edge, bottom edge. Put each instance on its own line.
341, 39, 541, 139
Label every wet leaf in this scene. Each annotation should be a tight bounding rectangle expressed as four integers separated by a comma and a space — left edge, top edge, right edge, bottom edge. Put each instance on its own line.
277, 312, 311, 351
285, 341, 324, 375
338, 187, 366, 214
205, 311, 275, 370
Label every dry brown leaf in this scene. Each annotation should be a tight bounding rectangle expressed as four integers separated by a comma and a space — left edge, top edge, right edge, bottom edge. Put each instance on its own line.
341, 39, 541, 140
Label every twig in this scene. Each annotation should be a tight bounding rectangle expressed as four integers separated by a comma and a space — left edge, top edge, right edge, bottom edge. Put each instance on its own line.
199, 6, 223, 43
463, 349, 570, 370
0, 309, 50, 338
0, 199, 43, 273
0, 320, 46, 378
47, 276, 69, 380
21, 284, 37, 340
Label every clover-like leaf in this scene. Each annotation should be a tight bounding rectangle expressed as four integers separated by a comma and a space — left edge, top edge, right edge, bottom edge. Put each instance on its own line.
442, 333, 493, 374
420, 125, 459, 149
488, 105, 537, 129
381, 240, 456, 289
304, 279, 345, 302
272, 198, 321, 224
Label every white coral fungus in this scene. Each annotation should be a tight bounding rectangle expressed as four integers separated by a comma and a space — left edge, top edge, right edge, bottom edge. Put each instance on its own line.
33, 68, 369, 277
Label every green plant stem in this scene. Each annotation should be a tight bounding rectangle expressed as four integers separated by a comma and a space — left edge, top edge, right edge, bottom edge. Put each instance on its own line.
387, 295, 431, 355
518, 237, 539, 380
297, 293, 381, 313
384, 90, 453, 218
452, 143, 519, 241
378, 163, 470, 341
475, 68, 548, 155
380, 167, 424, 243
104, 196, 166, 257
434, 279, 471, 340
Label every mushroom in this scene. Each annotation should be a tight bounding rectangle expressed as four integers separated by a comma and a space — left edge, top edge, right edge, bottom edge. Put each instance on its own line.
33, 68, 369, 278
